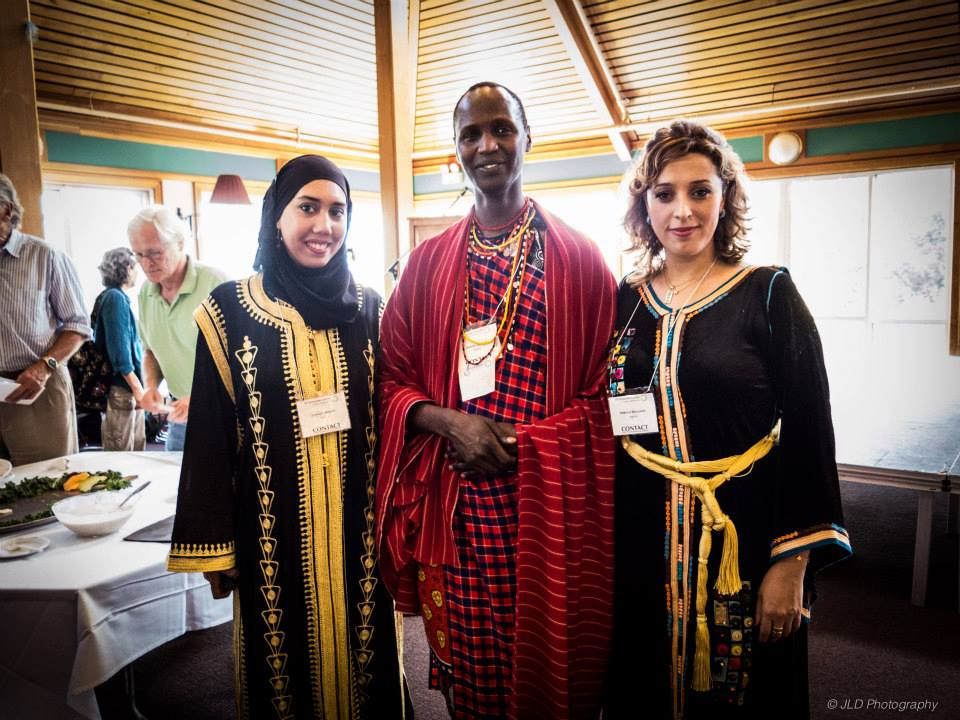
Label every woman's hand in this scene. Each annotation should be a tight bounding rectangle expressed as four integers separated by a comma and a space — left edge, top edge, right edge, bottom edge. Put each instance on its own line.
204, 568, 240, 599
755, 552, 808, 643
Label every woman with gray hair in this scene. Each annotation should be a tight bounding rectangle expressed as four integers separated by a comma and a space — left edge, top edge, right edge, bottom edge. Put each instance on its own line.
92, 247, 145, 450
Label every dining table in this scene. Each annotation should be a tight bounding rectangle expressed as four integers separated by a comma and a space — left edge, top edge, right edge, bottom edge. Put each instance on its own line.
0, 451, 232, 720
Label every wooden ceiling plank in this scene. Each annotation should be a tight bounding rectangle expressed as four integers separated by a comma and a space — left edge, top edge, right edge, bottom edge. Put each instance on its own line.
626, 72, 960, 118
417, 53, 572, 82
33, 42, 381, 114
593, 0, 883, 37
34, 57, 381, 129
28, 4, 375, 86
418, 27, 561, 63
627, 62, 960, 111
420, 0, 540, 28
542, 0, 631, 160
30, 0, 377, 80
290, 0, 374, 24
161, 0, 375, 54
418, 67, 579, 93
604, 3, 953, 66
420, 5, 547, 41
590, 0, 768, 34
121, 0, 377, 71
200, 0, 375, 39
615, 22, 957, 84
624, 46, 960, 97
599, 0, 947, 54
420, 14, 554, 49
35, 75, 380, 140
31, 12, 376, 100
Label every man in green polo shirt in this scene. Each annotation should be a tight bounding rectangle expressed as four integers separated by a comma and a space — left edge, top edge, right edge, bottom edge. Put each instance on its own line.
128, 206, 226, 451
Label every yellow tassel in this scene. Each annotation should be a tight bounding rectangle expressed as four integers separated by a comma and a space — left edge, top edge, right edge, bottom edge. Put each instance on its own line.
693, 508, 713, 692
715, 516, 742, 596
693, 614, 712, 691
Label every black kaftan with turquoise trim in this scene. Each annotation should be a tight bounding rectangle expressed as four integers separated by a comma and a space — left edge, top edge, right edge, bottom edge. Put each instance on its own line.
605, 266, 851, 720
168, 274, 409, 720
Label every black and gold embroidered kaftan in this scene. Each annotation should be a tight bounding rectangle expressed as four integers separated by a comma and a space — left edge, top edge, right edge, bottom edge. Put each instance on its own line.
168, 275, 408, 720
605, 266, 851, 720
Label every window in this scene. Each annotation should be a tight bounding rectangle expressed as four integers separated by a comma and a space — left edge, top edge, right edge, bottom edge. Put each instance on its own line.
41, 183, 154, 312
195, 187, 265, 281
743, 165, 958, 456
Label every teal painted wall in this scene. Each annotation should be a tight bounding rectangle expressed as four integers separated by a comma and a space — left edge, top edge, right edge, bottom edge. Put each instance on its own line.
729, 136, 764, 164
806, 112, 960, 156
43, 131, 382, 192
45, 131, 277, 181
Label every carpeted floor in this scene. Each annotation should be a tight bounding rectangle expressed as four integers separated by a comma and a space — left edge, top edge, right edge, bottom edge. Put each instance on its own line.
96, 481, 959, 719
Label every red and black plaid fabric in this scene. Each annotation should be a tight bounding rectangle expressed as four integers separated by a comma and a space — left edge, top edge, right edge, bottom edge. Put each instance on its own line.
431, 213, 549, 718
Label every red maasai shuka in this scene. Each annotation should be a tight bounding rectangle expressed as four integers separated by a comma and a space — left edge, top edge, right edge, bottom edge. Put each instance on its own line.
376, 201, 617, 719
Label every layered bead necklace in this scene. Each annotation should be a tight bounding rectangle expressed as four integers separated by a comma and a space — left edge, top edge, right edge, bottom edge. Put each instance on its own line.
461, 200, 535, 365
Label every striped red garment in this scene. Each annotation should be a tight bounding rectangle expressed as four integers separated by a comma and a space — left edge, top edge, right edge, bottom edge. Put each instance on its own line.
376, 201, 617, 719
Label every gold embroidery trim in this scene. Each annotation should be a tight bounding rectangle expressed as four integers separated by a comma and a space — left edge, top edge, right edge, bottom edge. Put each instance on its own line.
169, 540, 235, 557
353, 340, 378, 703
194, 294, 236, 404
236, 335, 292, 719
284, 309, 351, 719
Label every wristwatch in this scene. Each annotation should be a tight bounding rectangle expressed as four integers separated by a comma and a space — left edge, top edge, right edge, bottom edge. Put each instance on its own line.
42, 356, 58, 371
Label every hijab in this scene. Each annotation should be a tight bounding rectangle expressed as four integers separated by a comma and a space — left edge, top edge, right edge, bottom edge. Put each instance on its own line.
254, 154, 358, 329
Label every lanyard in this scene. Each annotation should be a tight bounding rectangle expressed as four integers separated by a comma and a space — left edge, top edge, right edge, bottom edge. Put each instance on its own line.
611, 257, 718, 393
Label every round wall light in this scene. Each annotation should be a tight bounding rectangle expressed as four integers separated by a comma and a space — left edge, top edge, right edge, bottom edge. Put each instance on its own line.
767, 131, 804, 165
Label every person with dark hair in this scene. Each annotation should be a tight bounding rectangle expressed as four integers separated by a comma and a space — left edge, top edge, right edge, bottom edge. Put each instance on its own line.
94, 247, 145, 450
605, 120, 851, 719
167, 155, 410, 719
377, 83, 617, 719
0, 173, 90, 464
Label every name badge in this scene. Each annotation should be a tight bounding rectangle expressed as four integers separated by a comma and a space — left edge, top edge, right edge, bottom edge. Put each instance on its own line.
608, 391, 658, 436
459, 323, 499, 402
296, 392, 351, 438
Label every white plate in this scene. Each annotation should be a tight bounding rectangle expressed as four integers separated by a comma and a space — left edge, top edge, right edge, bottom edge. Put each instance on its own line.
0, 535, 50, 559
0, 458, 12, 482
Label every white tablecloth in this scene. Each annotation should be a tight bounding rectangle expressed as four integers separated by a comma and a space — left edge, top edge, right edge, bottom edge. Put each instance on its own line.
0, 451, 232, 720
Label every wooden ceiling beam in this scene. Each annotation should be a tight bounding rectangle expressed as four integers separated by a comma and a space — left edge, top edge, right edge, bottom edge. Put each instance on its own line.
0, 0, 44, 237
543, 0, 633, 161
375, 0, 416, 293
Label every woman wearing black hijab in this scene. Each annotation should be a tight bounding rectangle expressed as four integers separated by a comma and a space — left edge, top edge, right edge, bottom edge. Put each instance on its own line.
168, 156, 410, 719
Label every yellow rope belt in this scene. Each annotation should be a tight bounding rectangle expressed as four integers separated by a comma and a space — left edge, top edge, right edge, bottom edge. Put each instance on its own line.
621, 420, 780, 692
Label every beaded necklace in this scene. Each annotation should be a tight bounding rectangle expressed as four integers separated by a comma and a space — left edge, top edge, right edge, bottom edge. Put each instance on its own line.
461, 205, 535, 365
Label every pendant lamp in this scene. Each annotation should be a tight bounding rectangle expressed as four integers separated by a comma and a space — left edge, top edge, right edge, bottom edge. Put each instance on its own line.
210, 174, 251, 204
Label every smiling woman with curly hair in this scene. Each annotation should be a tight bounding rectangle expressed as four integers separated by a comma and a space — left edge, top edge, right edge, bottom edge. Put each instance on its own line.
605, 119, 851, 720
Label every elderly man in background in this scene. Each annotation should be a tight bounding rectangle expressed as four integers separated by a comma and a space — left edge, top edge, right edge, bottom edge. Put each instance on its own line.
0, 174, 91, 465
128, 206, 225, 451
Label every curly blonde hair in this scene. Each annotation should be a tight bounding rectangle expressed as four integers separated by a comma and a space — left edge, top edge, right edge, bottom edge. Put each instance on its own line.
624, 120, 750, 278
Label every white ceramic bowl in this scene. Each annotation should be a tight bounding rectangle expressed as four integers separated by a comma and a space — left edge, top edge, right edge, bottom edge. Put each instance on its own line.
52, 491, 137, 537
